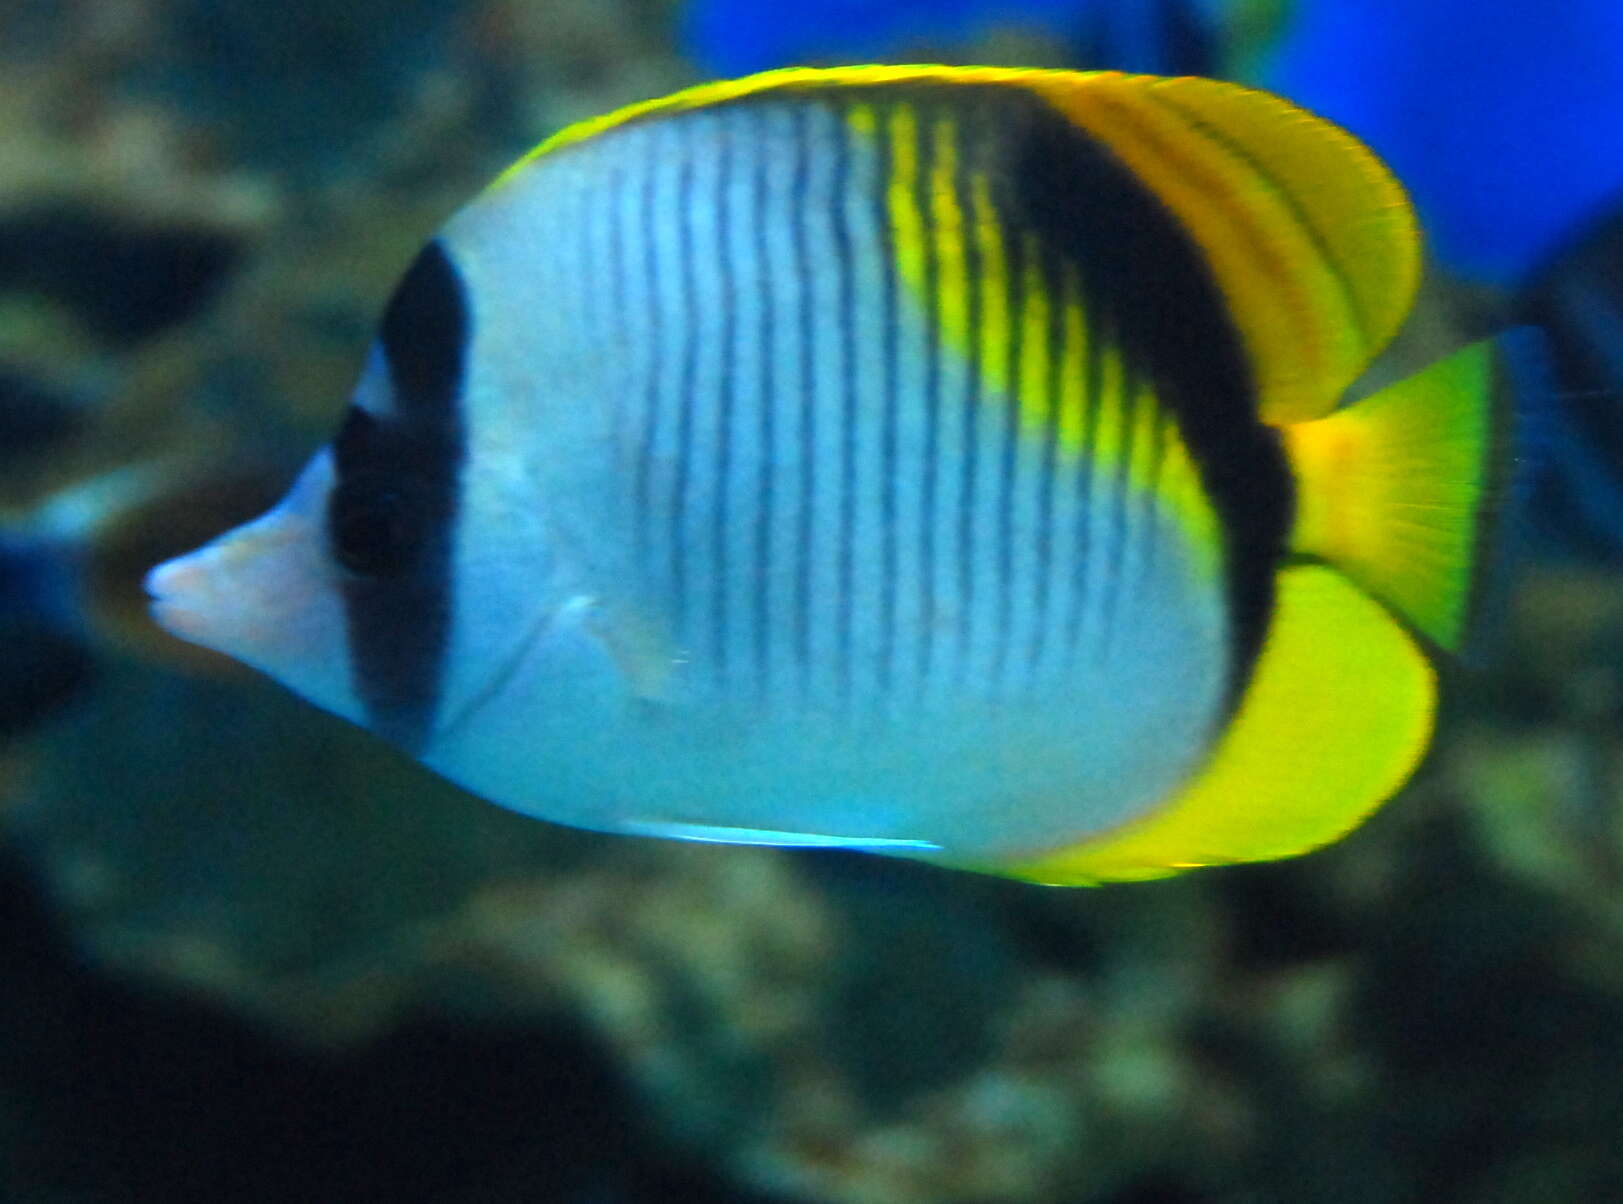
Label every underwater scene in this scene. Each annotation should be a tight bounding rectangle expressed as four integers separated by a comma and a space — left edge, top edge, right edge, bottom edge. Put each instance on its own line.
4, 0, 1623, 1200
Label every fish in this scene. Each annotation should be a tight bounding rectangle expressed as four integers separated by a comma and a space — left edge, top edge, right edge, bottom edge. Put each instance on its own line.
144, 67, 1506, 884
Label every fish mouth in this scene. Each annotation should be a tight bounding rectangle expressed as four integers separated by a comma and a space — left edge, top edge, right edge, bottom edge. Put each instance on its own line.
143, 452, 336, 659
143, 540, 253, 650
143, 555, 200, 639
145, 548, 215, 642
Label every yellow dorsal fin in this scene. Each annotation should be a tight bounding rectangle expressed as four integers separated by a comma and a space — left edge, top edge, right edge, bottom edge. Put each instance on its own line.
1028, 73, 1420, 424
1284, 340, 1501, 651
498, 67, 1417, 420
996, 564, 1435, 885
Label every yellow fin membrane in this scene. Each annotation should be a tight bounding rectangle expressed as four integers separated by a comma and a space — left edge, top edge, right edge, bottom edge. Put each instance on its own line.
1284, 340, 1500, 651
997, 564, 1435, 885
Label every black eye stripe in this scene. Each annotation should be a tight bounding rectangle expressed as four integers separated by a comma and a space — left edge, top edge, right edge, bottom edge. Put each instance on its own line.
333, 239, 470, 751
329, 394, 441, 577
333, 403, 381, 472
330, 470, 427, 578
383, 238, 470, 424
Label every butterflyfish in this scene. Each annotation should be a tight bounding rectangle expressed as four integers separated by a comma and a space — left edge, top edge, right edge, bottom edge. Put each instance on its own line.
145, 67, 1505, 884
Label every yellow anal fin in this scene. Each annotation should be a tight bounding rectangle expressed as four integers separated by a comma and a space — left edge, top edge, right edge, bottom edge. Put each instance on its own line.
1029, 72, 1419, 424
1284, 340, 1501, 651
999, 565, 1435, 885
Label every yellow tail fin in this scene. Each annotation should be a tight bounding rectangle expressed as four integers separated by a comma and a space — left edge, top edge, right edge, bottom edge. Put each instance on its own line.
1283, 341, 1502, 650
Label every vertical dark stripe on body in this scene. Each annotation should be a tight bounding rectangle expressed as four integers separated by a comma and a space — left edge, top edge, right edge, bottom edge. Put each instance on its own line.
790, 106, 817, 690
914, 109, 941, 693
1066, 264, 1104, 656
831, 110, 858, 703
711, 122, 737, 680
1001, 88, 1292, 696
875, 113, 900, 698
1026, 255, 1068, 677
751, 110, 777, 695
991, 223, 1026, 688
633, 148, 663, 566
604, 160, 628, 335
1100, 367, 1140, 646
954, 125, 984, 684
604, 160, 634, 460
670, 133, 699, 633
333, 239, 469, 751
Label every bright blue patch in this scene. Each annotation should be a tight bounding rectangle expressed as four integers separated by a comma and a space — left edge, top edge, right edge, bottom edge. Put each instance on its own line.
681, 0, 1219, 77
1263, 0, 1623, 283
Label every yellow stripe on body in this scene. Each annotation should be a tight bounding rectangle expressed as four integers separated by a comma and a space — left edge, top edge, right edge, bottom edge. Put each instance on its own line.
881, 103, 925, 291
867, 100, 1221, 581
1053, 291, 1089, 450
1016, 234, 1050, 427
928, 115, 968, 350
969, 172, 1009, 386
1165, 437, 1221, 581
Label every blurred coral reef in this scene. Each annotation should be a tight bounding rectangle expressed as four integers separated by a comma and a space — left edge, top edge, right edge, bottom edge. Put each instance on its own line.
2, 2, 1622, 1202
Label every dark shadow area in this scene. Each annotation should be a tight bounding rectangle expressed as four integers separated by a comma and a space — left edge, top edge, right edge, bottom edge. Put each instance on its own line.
0, 617, 93, 739
1213, 860, 1359, 972
0, 842, 803, 1204
1350, 811, 1623, 1202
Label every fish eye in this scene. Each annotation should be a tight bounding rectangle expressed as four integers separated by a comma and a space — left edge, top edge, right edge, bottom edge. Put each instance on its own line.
328, 471, 426, 578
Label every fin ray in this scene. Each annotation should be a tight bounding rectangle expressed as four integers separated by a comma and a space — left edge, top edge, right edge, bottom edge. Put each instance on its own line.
1285, 339, 1502, 650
